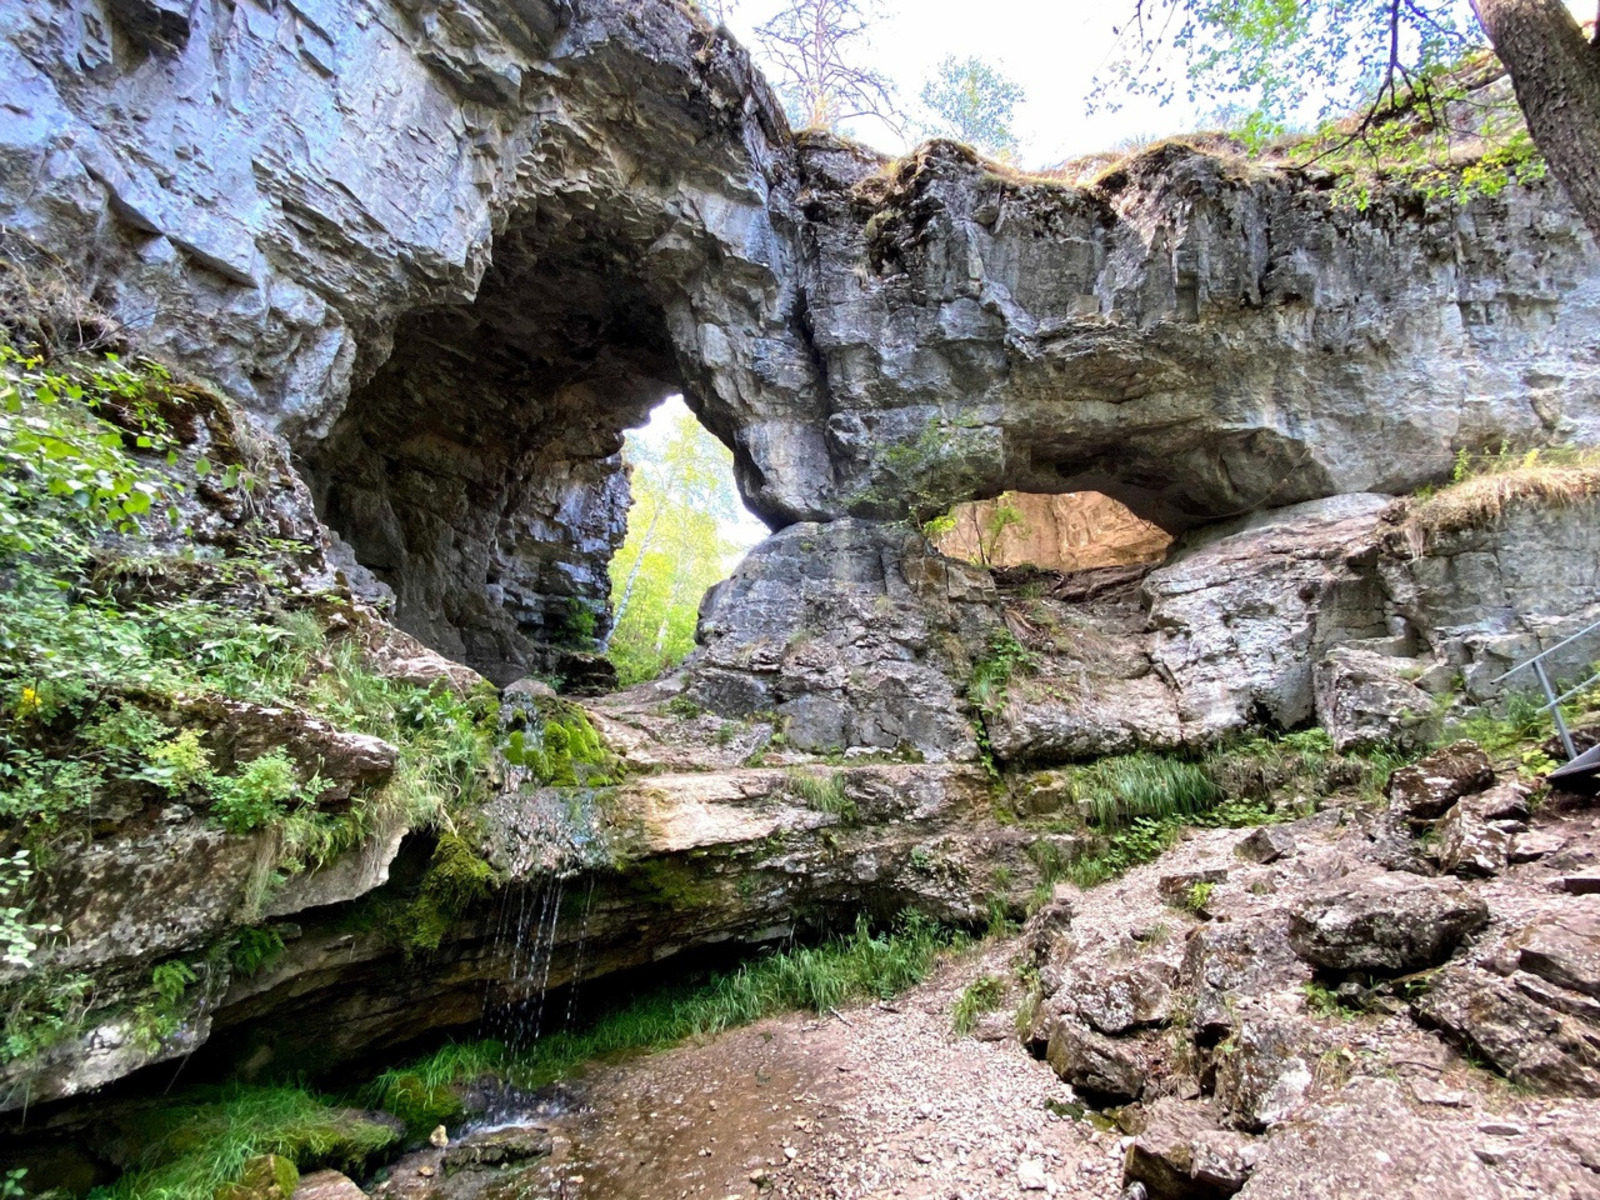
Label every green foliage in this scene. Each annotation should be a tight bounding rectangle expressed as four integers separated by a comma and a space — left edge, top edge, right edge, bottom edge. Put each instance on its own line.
1067, 752, 1222, 828
1, 1169, 24, 1200
1064, 816, 1186, 889
1096, 0, 1543, 206
968, 629, 1036, 717
1180, 881, 1215, 914
89, 1085, 400, 1200
0, 850, 54, 969
210, 750, 307, 835
143, 728, 213, 795
397, 832, 502, 956
1303, 981, 1360, 1019
1, 966, 92, 1062
229, 927, 286, 978
0, 346, 180, 554
608, 404, 746, 686
504, 700, 621, 789
130, 959, 200, 1052
951, 973, 1006, 1035
0, 346, 504, 1070
787, 768, 857, 821
920, 56, 1026, 156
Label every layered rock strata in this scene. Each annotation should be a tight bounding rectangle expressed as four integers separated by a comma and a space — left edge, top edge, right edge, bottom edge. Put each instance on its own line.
5, 0, 1599, 682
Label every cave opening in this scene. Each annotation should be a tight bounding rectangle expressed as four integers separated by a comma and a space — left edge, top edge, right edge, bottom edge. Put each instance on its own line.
605, 395, 768, 688
299, 207, 724, 693
927, 490, 1174, 575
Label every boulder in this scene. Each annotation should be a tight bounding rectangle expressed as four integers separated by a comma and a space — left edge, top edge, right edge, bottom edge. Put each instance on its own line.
1412, 966, 1600, 1095
1235, 827, 1295, 865
1313, 645, 1436, 752
182, 697, 399, 804
1512, 903, 1600, 1000
1236, 1078, 1504, 1198
442, 1126, 553, 1171
1123, 1098, 1252, 1200
1213, 1016, 1318, 1131
363, 626, 488, 697
291, 1171, 366, 1200
1384, 742, 1495, 826
1287, 871, 1489, 973
1509, 830, 1566, 863
1180, 919, 1311, 1042
1045, 1016, 1148, 1103
1158, 869, 1230, 907
1055, 960, 1176, 1035
1436, 801, 1512, 879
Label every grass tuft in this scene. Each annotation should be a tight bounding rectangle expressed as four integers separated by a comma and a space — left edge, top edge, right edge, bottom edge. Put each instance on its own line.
1068, 752, 1221, 828
951, 974, 1005, 1036
786, 767, 857, 820
1408, 447, 1600, 538
89, 1085, 399, 1200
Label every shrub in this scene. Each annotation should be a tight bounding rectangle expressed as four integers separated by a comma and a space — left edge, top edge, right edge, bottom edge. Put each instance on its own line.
210, 750, 303, 834
952, 974, 1006, 1035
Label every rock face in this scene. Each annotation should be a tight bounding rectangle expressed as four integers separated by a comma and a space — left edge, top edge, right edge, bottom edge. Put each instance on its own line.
9, 0, 1600, 1182
685, 519, 994, 760
6, 1, 1600, 685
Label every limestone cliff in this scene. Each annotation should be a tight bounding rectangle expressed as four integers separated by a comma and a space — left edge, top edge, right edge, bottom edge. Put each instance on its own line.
4, 0, 1600, 1179
5, 0, 1599, 685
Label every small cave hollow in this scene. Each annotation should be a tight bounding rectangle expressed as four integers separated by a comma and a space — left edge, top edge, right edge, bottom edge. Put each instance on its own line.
928, 491, 1174, 575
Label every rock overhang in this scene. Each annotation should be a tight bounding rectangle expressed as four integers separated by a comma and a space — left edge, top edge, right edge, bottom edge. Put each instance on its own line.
4, 0, 1599, 680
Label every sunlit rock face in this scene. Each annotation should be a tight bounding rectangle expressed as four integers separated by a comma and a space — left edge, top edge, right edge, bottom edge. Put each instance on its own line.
787, 137, 1600, 531
931, 492, 1173, 571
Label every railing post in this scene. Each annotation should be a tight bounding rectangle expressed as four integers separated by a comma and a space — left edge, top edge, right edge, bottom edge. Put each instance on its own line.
1534, 659, 1578, 761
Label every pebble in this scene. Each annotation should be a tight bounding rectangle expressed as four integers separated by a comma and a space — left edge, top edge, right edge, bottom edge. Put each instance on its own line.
1478, 1121, 1526, 1137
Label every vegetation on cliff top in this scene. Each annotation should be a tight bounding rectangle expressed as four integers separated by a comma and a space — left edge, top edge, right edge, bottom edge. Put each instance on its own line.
1404, 444, 1600, 539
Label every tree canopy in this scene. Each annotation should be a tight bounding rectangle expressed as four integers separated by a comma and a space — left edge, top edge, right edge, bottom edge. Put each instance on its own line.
754, 0, 899, 130
607, 404, 747, 687
1103, 0, 1600, 236
920, 56, 1026, 156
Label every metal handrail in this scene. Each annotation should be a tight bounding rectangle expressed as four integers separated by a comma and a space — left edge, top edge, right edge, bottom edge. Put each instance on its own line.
1491, 615, 1600, 683
1490, 615, 1600, 761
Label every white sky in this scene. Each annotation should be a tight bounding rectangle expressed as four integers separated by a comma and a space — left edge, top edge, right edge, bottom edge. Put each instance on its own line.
629, 396, 770, 551
717, 0, 1218, 167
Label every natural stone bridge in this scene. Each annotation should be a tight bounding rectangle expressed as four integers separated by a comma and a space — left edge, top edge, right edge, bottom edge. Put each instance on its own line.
5, 0, 1597, 685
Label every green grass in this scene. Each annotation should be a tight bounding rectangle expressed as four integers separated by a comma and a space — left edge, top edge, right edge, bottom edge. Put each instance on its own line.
89, 1085, 400, 1200
786, 767, 857, 820
951, 974, 1005, 1035
1066, 752, 1222, 828
369, 913, 960, 1134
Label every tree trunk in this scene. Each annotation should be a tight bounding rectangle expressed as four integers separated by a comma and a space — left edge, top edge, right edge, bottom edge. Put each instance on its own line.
1473, 0, 1600, 241
608, 504, 660, 639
